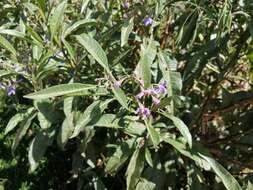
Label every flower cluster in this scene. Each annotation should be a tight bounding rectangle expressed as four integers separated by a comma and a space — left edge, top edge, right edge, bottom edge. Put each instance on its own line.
0, 79, 22, 96
0, 83, 16, 96
122, 1, 129, 9
136, 81, 167, 99
135, 81, 167, 119
143, 17, 153, 26
136, 106, 151, 119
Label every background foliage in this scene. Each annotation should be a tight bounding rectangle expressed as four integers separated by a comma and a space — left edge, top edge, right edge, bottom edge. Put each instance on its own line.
0, 0, 253, 189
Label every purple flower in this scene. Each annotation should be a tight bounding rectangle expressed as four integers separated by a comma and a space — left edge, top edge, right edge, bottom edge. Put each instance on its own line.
136, 106, 151, 118
155, 81, 167, 94
145, 89, 157, 95
123, 2, 129, 9
113, 81, 121, 88
152, 96, 160, 105
6, 85, 16, 96
143, 17, 153, 26
142, 107, 151, 118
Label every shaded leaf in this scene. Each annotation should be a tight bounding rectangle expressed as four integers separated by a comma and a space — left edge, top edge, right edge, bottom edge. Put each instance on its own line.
12, 109, 37, 154
5, 113, 24, 135
126, 148, 145, 190
145, 120, 160, 147
28, 129, 55, 172
57, 118, 73, 150
200, 154, 242, 190
145, 148, 153, 167
121, 17, 134, 47
111, 86, 128, 110
136, 178, 156, 190
161, 113, 192, 148
105, 138, 135, 175
0, 35, 17, 56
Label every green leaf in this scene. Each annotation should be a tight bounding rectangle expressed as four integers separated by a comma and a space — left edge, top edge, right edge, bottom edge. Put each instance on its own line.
135, 38, 157, 88
26, 24, 44, 45
176, 11, 199, 48
0, 70, 16, 78
111, 86, 128, 110
57, 118, 73, 150
0, 29, 26, 38
105, 138, 135, 175
35, 100, 59, 129
145, 148, 153, 167
12, 109, 37, 154
48, 0, 67, 39
28, 129, 55, 172
124, 122, 146, 136
121, 17, 134, 47
90, 114, 120, 128
62, 39, 76, 61
246, 181, 253, 190
162, 134, 210, 170
71, 101, 103, 138
200, 154, 242, 190
126, 148, 145, 190
62, 19, 96, 38
0, 34, 17, 56
63, 97, 74, 128
24, 83, 96, 99
145, 120, 160, 147
158, 50, 182, 97
161, 113, 192, 148
5, 113, 24, 135
75, 34, 110, 72
37, 0, 46, 13
136, 178, 156, 190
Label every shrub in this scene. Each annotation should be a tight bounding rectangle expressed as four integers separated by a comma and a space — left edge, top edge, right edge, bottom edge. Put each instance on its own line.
0, 0, 253, 189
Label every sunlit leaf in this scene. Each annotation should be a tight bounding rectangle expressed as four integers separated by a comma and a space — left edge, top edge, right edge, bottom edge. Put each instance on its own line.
24, 83, 97, 99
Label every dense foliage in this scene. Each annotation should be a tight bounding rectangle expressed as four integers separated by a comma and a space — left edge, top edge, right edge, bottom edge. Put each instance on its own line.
0, 0, 253, 189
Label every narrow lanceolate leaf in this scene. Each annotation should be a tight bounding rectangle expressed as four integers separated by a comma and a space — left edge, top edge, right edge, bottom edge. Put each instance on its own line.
75, 34, 110, 72
111, 86, 128, 109
162, 113, 192, 148
12, 110, 37, 154
0, 35, 17, 56
63, 97, 74, 128
126, 148, 145, 190
24, 83, 96, 99
29, 130, 55, 172
0, 70, 16, 78
0, 29, 26, 38
57, 118, 73, 149
200, 154, 242, 190
135, 38, 157, 88
89, 114, 120, 128
121, 17, 134, 47
136, 178, 156, 190
5, 113, 24, 135
105, 138, 135, 175
162, 134, 210, 170
70, 101, 101, 138
48, 0, 67, 39
145, 148, 153, 167
145, 120, 160, 147
62, 19, 96, 38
